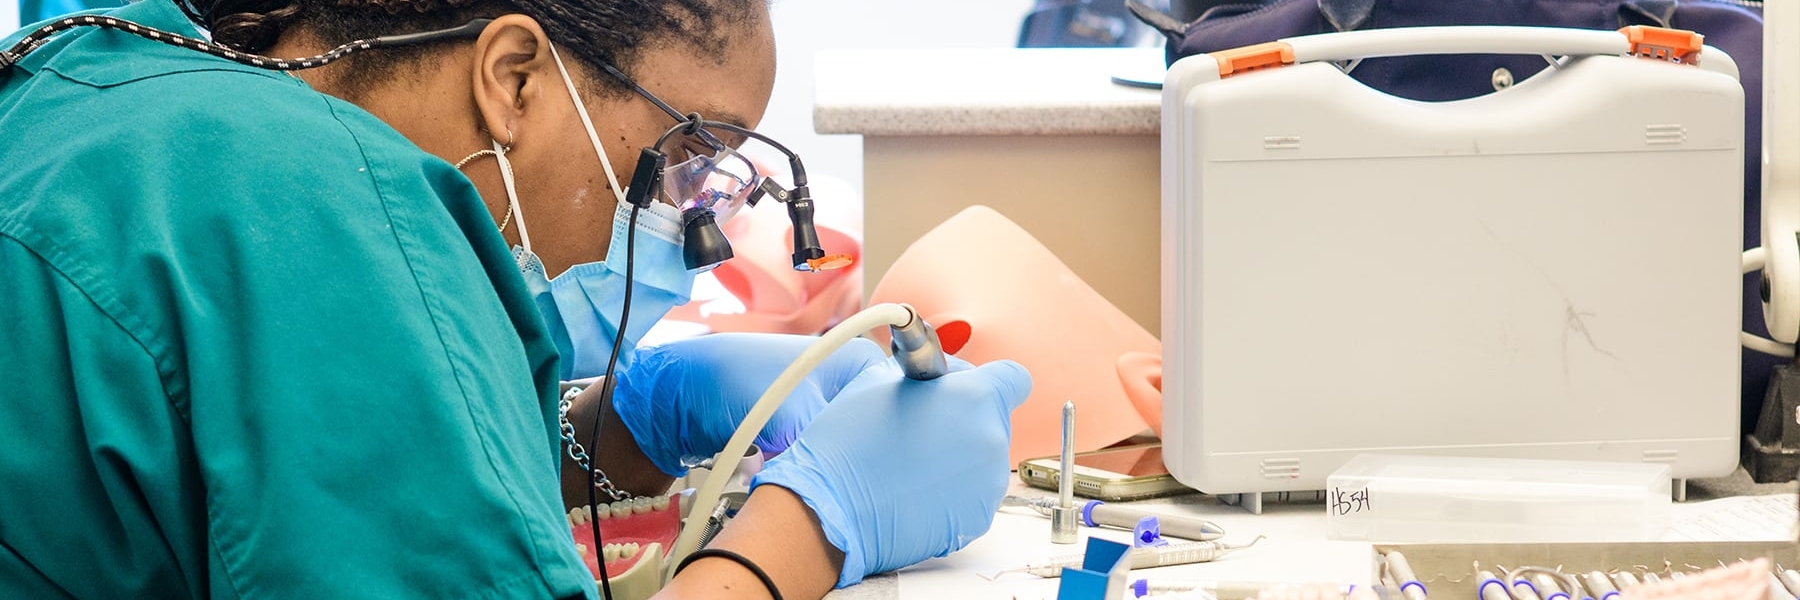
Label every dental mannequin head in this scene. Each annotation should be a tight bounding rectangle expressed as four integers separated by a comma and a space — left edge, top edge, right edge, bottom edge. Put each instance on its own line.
869, 206, 1159, 464
202, 0, 778, 276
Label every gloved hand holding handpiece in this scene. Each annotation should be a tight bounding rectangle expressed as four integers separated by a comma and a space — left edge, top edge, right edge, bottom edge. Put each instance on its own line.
611, 332, 888, 477
753, 356, 1034, 587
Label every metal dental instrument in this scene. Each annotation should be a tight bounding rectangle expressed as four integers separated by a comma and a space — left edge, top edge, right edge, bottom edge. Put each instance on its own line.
1382, 551, 1428, 600
1132, 580, 1355, 600
1002, 496, 1226, 542
1607, 571, 1638, 591
1778, 565, 1800, 597
1476, 570, 1510, 600
1579, 571, 1618, 600
1380, 570, 1403, 600
1534, 573, 1571, 600
1505, 567, 1579, 600
1509, 572, 1544, 600
1052, 401, 1078, 545
994, 536, 1264, 579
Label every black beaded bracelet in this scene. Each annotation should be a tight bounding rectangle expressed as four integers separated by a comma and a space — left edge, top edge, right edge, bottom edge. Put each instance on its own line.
673, 548, 785, 600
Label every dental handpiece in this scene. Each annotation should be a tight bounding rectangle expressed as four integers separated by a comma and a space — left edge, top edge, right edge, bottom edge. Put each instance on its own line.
1005, 496, 1226, 541
888, 308, 947, 381
1003, 536, 1262, 578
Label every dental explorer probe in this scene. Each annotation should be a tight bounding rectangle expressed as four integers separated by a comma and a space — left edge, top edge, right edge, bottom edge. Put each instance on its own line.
1002, 496, 1227, 542
992, 536, 1263, 578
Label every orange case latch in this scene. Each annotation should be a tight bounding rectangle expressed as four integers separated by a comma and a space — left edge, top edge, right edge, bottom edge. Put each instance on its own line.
1620, 25, 1704, 66
1212, 42, 1297, 78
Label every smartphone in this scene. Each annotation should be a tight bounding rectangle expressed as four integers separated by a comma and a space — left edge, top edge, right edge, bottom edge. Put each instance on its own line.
1017, 442, 1193, 502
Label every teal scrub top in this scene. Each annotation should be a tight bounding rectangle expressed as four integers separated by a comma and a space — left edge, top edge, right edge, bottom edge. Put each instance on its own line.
22, 0, 124, 22
0, 2, 597, 598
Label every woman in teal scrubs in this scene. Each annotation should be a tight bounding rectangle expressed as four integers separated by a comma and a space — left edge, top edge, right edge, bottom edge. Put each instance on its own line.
0, 0, 1032, 597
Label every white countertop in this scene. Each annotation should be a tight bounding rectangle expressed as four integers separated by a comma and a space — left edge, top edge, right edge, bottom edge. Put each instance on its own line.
823, 478, 1798, 600
813, 48, 1167, 137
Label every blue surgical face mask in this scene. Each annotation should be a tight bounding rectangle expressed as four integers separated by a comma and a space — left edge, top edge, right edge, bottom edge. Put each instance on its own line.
463, 47, 697, 380
543, 201, 693, 379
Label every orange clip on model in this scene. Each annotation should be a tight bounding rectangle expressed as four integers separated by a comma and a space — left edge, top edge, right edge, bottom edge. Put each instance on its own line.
869, 205, 1162, 463
664, 174, 865, 335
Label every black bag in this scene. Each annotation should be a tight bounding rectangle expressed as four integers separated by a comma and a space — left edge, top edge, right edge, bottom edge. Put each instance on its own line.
1019, 0, 1157, 47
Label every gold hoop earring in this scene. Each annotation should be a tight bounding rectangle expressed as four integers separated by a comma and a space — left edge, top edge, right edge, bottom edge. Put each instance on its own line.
453, 132, 520, 233
454, 149, 498, 170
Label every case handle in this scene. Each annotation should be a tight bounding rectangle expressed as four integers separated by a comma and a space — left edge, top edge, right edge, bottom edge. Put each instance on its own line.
1206, 25, 1710, 79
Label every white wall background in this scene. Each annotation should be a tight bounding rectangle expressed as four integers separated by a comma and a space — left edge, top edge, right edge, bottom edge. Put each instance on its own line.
3, 1, 21, 36
758, 0, 1037, 196
0, 0, 1029, 191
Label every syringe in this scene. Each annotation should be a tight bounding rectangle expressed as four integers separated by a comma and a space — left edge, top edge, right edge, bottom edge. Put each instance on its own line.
993, 536, 1263, 578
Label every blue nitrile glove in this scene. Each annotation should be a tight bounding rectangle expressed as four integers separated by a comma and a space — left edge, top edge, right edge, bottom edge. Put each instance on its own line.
610, 332, 888, 476
751, 357, 1034, 588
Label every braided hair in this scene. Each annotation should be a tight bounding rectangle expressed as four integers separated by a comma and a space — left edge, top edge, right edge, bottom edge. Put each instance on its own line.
179, 0, 761, 96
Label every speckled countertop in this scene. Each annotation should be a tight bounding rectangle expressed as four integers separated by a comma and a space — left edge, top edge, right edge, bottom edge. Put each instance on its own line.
813, 47, 1166, 137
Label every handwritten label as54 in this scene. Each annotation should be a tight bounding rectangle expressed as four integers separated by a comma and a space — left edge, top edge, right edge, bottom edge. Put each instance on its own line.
1330, 487, 1372, 516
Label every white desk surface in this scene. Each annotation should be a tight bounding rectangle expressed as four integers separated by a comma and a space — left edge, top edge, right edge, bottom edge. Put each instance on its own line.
825, 479, 1799, 600
813, 47, 1166, 137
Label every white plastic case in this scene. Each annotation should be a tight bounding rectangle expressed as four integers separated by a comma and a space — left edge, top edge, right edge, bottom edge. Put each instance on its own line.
1161, 27, 1745, 499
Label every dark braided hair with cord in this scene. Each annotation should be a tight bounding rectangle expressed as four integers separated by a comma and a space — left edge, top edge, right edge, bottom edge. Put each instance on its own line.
176, 0, 762, 98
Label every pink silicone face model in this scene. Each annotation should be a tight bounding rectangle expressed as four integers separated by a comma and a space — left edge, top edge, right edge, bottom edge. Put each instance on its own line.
870, 205, 1161, 464
1117, 351, 1164, 438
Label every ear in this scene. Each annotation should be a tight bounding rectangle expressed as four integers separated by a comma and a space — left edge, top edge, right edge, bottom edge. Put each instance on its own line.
468, 15, 554, 147
926, 314, 972, 356
1116, 351, 1163, 437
